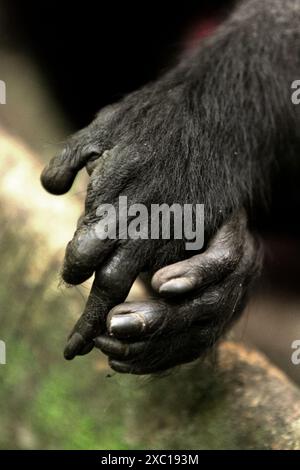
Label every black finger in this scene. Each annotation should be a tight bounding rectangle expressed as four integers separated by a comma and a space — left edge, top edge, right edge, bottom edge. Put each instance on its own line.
62, 146, 139, 285
41, 105, 118, 195
94, 335, 146, 359
62, 221, 116, 284
108, 328, 213, 374
64, 242, 147, 360
41, 134, 99, 195
106, 285, 223, 341
151, 210, 247, 295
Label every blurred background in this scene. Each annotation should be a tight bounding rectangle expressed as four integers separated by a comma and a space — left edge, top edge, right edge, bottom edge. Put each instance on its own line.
0, 0, 300, 449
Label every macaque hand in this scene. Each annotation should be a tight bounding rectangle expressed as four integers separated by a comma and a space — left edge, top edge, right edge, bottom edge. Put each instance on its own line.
94, 211, 262, 374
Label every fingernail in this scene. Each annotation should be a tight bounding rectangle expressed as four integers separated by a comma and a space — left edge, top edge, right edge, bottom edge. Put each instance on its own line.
109, 314, 144, 337
159, 277, 192, 294
64, 332, 85, 360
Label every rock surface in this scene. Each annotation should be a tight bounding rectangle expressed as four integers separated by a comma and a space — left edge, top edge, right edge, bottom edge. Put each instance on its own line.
123, 342, 300, 449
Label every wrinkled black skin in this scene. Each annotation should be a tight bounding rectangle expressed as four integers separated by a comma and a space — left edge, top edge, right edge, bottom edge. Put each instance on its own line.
95, 212, 262, 374
41, 0, 300, 374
